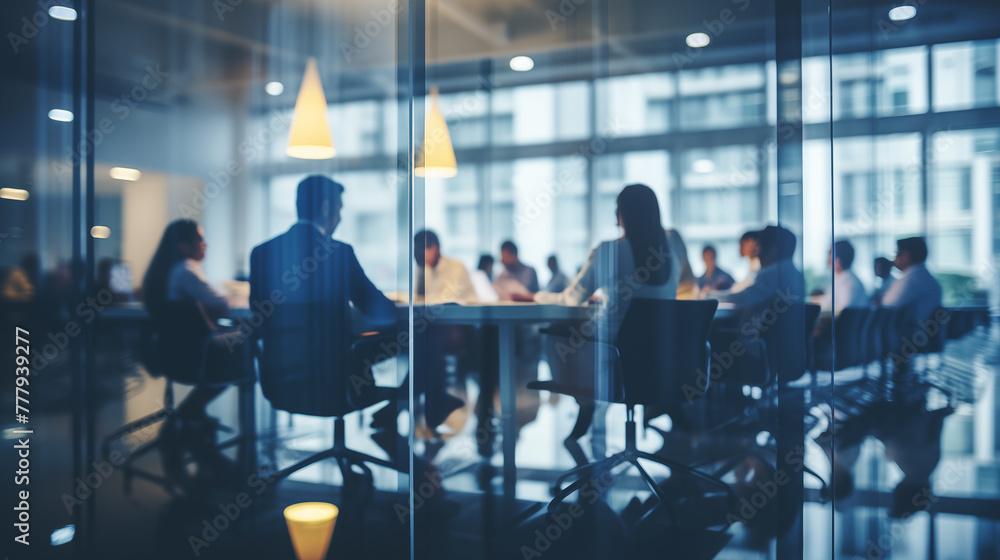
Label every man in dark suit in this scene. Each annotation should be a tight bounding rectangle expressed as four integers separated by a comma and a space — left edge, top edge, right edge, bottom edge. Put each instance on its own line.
249, 175, 399, 429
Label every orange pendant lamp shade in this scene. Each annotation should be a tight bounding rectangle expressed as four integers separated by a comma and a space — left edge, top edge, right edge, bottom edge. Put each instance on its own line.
415, 86, 457, 178
286, 58, 336, 159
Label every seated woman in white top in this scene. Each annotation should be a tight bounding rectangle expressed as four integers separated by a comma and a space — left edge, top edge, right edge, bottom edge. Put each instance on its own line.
522, 184, 679, 448
526, 184, 680, 342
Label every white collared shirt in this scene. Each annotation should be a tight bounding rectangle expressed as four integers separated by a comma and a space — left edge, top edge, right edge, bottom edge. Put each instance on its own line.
416, 256, 477, 304
821, 269, 869, 313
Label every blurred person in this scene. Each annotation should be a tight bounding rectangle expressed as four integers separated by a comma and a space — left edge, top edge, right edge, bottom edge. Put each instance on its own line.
666, 229, 697, 299
716, 225, 805, 309
477, 254, 495, 281
727, 231, 761, 294
527, 184, 680, 450
544, 255, 570, 293
415, 229, 476, 303
881, 237, 942, 322
871, 256, 895, 305
144, 219, 242, 484
820, 240, 868, 313
249, 176, 409, 435
530, 183, 679, 336
697, 245, 735, 293
493, 240, 539, 299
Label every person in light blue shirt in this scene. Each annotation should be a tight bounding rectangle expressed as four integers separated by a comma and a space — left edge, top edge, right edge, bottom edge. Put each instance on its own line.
881, 237, 942, 323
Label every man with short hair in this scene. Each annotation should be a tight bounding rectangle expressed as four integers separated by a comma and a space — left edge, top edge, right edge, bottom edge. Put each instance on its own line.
882, 237, 942, 322
249, 175, 399, 431
821, 240, 868, 313
414, 229, 477, 303
717, 225, 805, 309
494, 240, 539, 299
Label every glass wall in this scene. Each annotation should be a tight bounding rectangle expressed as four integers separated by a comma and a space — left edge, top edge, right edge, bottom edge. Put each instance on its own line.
2, 0, 999, 558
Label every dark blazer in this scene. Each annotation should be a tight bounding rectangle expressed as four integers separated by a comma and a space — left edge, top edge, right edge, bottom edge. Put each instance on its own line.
249, 222, 395, 415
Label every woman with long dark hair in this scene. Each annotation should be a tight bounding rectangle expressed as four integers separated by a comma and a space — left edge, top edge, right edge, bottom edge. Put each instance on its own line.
143, 219, 228, 316
143, 219, 238, 486
527, 185, 680, 461
530, 184, 679, 338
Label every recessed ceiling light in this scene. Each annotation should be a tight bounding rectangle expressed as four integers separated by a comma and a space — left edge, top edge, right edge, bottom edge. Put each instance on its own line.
48, 109, 73, 122
888, 5, 916, 21
509, 56, 534, 72
0, 188, 30, 201
91, 226, 111, 239
692, 159, 716, 173
109, 167, 141, 181
265, 81, 284, 96
48, 6, 77, 21
686, 32, 711, 48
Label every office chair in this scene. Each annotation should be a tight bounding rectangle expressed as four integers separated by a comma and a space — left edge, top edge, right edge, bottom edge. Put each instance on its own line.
813, 307, 871, 373
528, 299, 733, 514
253, 302, 403, 489
102, 303, 256, 494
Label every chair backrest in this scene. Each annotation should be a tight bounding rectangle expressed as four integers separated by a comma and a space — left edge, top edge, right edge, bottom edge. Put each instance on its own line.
145, 302, 212, 383
832, 307, 871, 371
865, 306, 901, 364
253, 301, 354, 417
892, 304, 947, 358
615, 299, 718, 407
736, 301, 818, 387
944, 307, 990, 340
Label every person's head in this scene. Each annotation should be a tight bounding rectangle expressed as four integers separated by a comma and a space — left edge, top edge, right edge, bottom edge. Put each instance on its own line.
143, 219, 203, 309
547, 255, 559, 273
296, 175, 345, 235
830, 240, 855, 273
702, 245, 717, 270
615, 184, 672, 285
500, 241, 519, 270
894, 237, 928, 271
755, 225, 796, 267
874, 257, 893, 278
740, 231, 759, 259
414, 230, 440, 268
477, 254, 494, 276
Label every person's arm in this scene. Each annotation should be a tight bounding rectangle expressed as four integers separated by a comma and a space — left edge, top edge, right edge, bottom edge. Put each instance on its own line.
528, 269, 540, 293
716, 266, 771, 308
534, 246, 599, 306
347, 246, 395, 327
454, 262, 478, 302
880, 275, 905, 307
175, 261, 229, 313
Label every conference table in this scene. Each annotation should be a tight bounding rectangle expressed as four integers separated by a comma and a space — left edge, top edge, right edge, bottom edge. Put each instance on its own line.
400, 302, 595, 507
397, 300, 739, 513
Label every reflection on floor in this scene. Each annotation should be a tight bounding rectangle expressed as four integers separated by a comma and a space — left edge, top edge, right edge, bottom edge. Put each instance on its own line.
9, 324, 999, 559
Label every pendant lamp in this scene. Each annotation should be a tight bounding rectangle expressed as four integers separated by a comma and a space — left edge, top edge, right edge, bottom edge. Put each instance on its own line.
415, 86, 457, 178
286, 58, 336, 159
